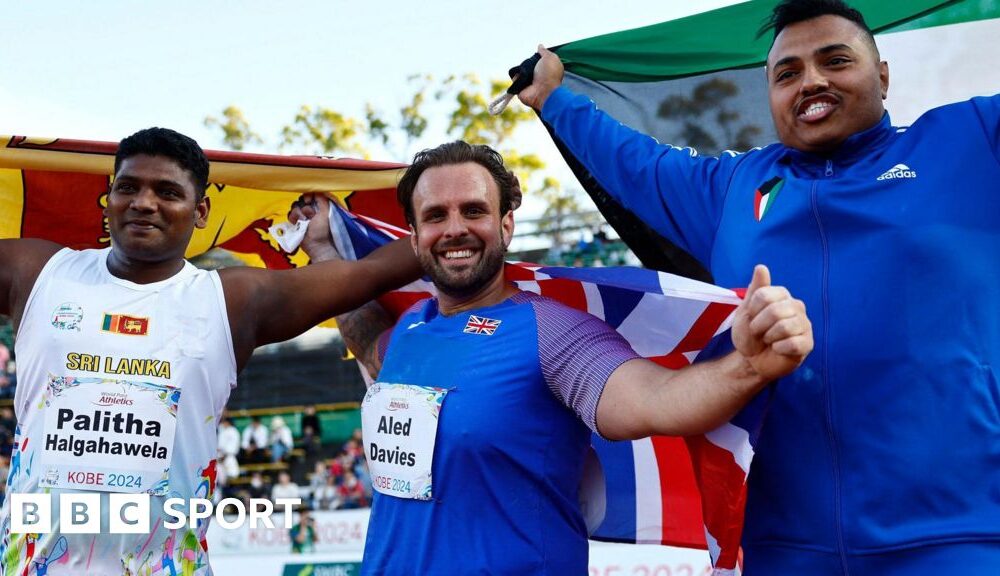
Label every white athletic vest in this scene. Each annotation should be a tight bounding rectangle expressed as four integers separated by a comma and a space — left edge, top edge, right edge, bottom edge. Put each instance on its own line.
1, 248, 237, 576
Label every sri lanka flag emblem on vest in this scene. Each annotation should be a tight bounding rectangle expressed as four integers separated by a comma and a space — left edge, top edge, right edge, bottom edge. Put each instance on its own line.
754, 176, 784, 222
102, 313, 149, 336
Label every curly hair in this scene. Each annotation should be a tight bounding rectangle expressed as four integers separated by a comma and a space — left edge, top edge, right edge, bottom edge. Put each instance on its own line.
396, 141, 521, 227
115, 127, 210, 200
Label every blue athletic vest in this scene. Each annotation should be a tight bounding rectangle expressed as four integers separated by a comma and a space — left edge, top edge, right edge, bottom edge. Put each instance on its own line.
360, 295, 592, 575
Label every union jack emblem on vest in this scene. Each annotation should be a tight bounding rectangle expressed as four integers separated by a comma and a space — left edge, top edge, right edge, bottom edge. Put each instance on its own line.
463, 315, 501, 335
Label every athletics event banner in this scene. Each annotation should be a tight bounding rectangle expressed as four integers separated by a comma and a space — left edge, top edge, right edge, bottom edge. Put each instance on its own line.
542, 0, 1000, 279
0, 136, 406, 269
205, 508, 716, 575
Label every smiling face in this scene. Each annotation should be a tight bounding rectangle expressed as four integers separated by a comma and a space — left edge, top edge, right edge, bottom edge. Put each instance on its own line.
106, 154, 208, 265
409, 162, 513, 299
767, 14, 889, 154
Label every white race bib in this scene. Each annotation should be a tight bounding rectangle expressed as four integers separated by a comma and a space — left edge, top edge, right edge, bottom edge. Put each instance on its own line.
361, 383, 448, 500
37, 376, 180, 494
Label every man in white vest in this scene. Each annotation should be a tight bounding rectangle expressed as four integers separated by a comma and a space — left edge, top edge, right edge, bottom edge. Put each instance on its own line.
0, 127, 420, 575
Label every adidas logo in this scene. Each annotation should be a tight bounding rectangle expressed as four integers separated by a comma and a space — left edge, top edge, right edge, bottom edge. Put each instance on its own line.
876, 163, 917, 181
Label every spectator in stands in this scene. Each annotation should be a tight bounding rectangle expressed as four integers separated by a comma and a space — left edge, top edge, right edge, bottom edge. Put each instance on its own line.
328, 452, 354, 482
312, 475, 342, 511
3, 361, 14, 393
0, 407, 14, 433
308, 461, 328, 492
0, 455, 8, 499
269, 416, 293, 463
0, 369, 10, 399
338, 470, 367, 510
0, 427, 10, 460
245, 471, 269, 502
298, 424, 321, 466
350, 427, 362, 444
290, 507, 318, 554
217, 418, 241, 478
301, 405, 322, 439
214, 460, 229, 505
271, 471, 300, 509
593, 227, 609, 245
242, 439, 267, 464
341, 438, 364, 466
0, 407, 14, 459
241, 417, 269, 453
218, 449, 238, 481
0, 341, 9, 371
354, 459, 372, 501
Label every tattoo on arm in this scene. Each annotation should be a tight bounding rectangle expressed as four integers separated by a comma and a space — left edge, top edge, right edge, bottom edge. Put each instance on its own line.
337, 300, 393, 378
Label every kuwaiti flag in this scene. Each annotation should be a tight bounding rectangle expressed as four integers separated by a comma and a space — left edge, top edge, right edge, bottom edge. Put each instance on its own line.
0, 135, 407, 268
327, 201, 764, 574
537, 0, 1000, 281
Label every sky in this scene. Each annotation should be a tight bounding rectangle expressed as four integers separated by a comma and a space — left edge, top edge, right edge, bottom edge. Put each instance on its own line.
0, 0, 747, 238
0, 1, 742, 148
2, 1, 998, 234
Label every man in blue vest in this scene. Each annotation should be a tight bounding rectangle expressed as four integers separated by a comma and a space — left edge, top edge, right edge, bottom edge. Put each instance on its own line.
293, 140, 813, 574
517, 0, 1000, 573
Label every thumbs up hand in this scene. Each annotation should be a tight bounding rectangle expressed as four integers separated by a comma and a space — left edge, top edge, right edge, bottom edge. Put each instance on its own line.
731, 265, 813, 382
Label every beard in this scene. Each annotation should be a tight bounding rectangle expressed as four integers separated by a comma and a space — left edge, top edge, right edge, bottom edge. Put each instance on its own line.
419, 236, 507, 299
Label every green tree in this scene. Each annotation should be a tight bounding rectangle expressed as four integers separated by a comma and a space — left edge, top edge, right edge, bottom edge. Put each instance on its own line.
205, 75, 558, 210
532, 177, 597, 248
280, 105, 370, 158
439, 76, 545, 187
203, 106, 262, 151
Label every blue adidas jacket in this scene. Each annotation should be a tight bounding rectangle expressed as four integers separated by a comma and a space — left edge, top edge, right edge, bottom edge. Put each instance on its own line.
543, 87, 1000, 574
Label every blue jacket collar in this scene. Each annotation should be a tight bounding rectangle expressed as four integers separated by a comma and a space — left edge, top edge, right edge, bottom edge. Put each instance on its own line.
778, 112, 895, 168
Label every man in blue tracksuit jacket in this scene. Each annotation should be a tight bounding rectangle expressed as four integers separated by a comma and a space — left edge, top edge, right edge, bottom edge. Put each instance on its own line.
518, 0, 1000, 573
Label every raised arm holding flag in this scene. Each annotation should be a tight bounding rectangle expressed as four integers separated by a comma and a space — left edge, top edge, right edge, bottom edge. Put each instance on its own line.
514, 0, 1000, 573
0, 127, 421, 576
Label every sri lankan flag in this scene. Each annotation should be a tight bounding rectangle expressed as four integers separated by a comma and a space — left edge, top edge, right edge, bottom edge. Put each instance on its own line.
102, 314, 150, 336
529, 1, 1000, 572
0, 136, 407, 269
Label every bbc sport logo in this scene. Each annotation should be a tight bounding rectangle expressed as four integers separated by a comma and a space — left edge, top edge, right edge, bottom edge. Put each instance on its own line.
9, 493, 302, 533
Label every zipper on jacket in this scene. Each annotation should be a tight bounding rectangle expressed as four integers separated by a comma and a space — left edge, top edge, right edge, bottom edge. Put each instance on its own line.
825, 159, 834, 177
810, 178, 850, 575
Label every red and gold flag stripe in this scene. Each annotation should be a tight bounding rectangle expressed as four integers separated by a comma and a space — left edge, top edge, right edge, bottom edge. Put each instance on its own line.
0, 135, 408, 269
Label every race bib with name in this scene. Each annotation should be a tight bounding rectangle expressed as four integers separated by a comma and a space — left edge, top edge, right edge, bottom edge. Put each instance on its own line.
37, 376, 180, 495
361, 383, 448, 500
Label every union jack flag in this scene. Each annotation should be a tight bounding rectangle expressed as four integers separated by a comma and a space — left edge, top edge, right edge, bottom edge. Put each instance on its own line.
463, 315, 502, 335
328, 202, 763, 575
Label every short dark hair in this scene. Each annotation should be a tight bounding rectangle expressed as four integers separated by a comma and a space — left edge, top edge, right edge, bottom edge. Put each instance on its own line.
115, 127, 210, 199
396, 141, 521, 227
761, 0, 877, 53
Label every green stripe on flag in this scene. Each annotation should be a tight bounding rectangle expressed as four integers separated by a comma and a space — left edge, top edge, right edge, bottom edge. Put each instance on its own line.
102, 314, 113, 331
885, 0, 1000, 33
554, 0, 963, 82
762, 179, 784, 219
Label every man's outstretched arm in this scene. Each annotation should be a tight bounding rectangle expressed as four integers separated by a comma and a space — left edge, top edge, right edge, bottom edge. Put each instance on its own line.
282, 193, 395, 379
596, 265, 812, 439
0, 239, 63, 331
219, 197, 419, 370
335, 300, 393, 380
518, 45, 735, 266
